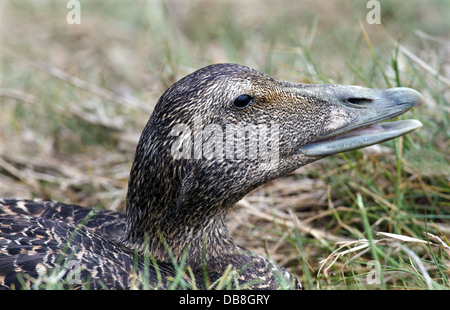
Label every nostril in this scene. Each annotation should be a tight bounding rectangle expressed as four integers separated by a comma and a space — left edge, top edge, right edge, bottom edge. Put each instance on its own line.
346, 98, 373, 105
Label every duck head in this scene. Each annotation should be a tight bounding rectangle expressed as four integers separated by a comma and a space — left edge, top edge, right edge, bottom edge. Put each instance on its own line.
122, 63, 423, 276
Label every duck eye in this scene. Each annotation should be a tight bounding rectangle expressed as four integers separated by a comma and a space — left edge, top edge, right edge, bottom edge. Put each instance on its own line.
233, 94, 253, 109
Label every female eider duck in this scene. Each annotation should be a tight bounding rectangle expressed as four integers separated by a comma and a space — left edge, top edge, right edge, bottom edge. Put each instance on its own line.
0, 63, 423, 289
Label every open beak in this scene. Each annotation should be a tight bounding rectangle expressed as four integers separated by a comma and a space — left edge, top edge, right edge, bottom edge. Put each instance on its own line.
297, 87, 424, 156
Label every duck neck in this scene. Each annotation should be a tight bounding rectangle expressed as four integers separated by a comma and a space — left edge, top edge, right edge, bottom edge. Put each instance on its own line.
122, 194, 240, 269
120, 150, 242, 268
119, 112, 277, 272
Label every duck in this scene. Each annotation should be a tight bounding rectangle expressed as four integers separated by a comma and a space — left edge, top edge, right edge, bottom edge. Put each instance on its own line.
0, 63, 424, 290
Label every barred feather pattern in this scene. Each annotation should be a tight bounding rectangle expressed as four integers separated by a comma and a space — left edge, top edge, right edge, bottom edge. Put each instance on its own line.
0, 199, 299, 289
0, 199, 171, 289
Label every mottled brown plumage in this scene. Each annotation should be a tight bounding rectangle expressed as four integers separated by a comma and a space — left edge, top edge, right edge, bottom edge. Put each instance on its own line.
0, 63, 423, 289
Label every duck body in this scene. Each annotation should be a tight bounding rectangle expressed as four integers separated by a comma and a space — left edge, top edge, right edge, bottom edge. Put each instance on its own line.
0, 199, 125, 241
0, 63, 424, 289
1, 201, 221, 290
0, 199, 290, 289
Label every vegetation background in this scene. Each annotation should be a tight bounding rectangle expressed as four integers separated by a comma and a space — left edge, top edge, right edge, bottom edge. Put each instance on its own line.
0, 0, 449, 289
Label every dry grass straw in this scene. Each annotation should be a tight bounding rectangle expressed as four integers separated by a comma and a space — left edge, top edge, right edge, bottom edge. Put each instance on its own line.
318, 232, 450, 287
318, 232, 450, 277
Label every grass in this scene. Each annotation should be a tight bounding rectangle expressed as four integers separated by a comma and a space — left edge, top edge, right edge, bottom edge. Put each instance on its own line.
0, 0, 449, 290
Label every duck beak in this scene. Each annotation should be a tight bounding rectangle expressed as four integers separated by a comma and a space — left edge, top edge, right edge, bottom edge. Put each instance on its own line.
297, 86, 424, 156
